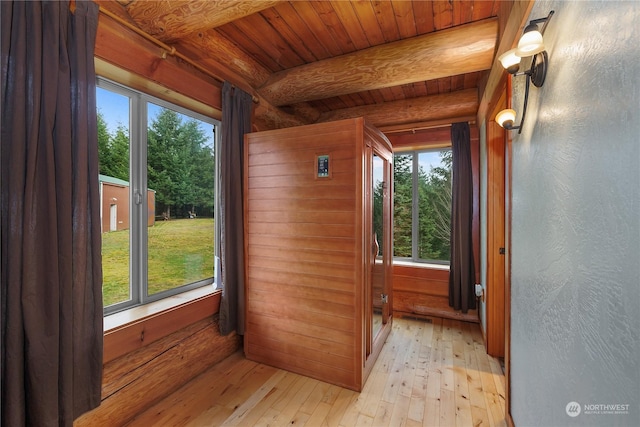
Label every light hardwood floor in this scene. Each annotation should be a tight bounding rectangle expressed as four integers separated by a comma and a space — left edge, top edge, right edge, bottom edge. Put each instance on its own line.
127, 316, 506, 427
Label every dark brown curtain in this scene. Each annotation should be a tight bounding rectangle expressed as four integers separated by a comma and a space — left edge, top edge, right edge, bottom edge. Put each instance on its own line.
1, 1, 103, 425
218, 82, 252, 336
448, 122, 476, 313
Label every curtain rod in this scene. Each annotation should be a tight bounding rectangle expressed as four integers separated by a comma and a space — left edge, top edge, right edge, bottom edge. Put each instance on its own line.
97, 5, 260, 104
381, 119, 477, 135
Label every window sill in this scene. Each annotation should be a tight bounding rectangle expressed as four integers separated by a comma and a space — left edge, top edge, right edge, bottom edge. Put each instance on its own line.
103, 286, 220, 363
104, 286, 217, 332
393, 259, 450, 271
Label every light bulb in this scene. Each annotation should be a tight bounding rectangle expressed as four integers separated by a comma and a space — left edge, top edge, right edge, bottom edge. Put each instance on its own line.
496, 109, 517, 129
498, 48, 521, 74
516, 24, 545, 56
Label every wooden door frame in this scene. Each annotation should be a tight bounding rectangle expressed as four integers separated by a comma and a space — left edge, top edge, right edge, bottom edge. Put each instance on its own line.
503, 75, 514, 427
484, 73, 514, 425
485, 88, 507, 359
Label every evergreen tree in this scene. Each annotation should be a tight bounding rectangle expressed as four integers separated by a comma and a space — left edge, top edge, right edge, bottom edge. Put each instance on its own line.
428, 151, 452, 258
97, 111, 129, 181
97, 111, 112, 176
393, 154, 413, 257
109, 124, 130, 181
147, 108, 212, 219
392, 150, 452, 261
418, 150, 451, 261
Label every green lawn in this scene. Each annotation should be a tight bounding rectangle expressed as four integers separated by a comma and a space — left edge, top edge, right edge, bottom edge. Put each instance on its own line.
101, 218, 214, 307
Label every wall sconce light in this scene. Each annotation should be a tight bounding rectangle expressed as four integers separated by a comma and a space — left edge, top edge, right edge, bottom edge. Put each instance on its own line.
496, 11, 554, 133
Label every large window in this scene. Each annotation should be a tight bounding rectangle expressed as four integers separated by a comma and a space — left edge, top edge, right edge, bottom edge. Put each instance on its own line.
393, 149, 452, 264
97, 79, 218, 314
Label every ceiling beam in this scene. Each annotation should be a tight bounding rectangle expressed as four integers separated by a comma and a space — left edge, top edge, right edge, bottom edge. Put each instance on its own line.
177, 30, 271, 91
121, 0, 282, 42
258, 18, 498, 107
316, 89, 478, 130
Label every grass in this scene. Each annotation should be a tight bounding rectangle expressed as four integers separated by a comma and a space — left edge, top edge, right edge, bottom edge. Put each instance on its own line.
101, 218, 215, 307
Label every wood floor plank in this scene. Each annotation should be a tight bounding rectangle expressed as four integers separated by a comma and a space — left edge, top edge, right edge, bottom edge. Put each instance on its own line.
439, 388, 456, 426
388, 393, 411, 426
326, 387, 358, 426
277, 376, 319, 425
299, 381, 332, 415
128, 318, 506, 427
440, 340, 455, 392
408, 395, 426, 423
423, 397, 441, 427
219, 369, 287, 426
358, 368, 385, 418
354, 413, 375, 426
471, 404, 492, 427
464, 337, 487, 411
304, 401, 333, 426
372, 399, 394, 427
337, 391, 367, 427
224, 371, 299, 426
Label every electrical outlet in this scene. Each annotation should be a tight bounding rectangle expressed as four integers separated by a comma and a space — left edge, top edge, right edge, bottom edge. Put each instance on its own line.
474, 283, 483, 298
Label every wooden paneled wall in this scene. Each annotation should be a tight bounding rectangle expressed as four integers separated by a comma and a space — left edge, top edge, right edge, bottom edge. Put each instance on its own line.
393, 265, 478, 322
244, 118, 367, 391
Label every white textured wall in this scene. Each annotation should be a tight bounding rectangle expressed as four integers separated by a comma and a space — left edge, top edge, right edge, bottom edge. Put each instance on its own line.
510, 1, 640, 426
479, 120, 487, 334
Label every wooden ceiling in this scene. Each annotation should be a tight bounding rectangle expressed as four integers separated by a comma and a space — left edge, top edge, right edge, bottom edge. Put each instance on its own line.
103, 1, 503, 132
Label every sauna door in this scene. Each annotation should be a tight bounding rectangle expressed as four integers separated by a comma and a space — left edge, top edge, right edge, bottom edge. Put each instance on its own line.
367, 146, 392, 359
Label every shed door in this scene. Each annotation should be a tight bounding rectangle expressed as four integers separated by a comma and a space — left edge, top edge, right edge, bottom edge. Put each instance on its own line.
110, 204, 117, 231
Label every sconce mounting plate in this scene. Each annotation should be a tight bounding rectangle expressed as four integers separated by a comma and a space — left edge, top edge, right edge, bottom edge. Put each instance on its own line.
530, 51, 548, 88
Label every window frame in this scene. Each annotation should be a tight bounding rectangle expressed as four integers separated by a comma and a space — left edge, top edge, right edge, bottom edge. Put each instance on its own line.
393, 147, 452, 266
97, 77, 220, 315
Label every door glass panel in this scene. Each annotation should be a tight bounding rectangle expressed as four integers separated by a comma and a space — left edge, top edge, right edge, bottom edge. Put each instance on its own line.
372, 153, 384, 339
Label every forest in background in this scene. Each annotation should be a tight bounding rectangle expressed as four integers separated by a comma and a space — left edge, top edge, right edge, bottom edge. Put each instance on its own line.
385, 151, 451, 262
97, 108, 215, 219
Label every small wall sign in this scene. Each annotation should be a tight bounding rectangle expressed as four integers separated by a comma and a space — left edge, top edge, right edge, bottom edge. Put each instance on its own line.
317, 154, 330, 178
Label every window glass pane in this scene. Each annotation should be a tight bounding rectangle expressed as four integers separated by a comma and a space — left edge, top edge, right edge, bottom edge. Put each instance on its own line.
97, 87, 131, 307
146, 103, 215, 296
393, 153, 413, 257
372, 154, 384, 255
417, 150, 452, 261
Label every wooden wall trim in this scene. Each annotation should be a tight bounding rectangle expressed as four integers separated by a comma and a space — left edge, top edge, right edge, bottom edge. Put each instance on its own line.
387, 127, 452, 151
485, 92, 507, 358
103, 291, 220, 363
95, 11, 222, 119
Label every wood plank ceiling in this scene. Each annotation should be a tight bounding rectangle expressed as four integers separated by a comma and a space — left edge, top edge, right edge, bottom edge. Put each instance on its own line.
105, 1, 501, 132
